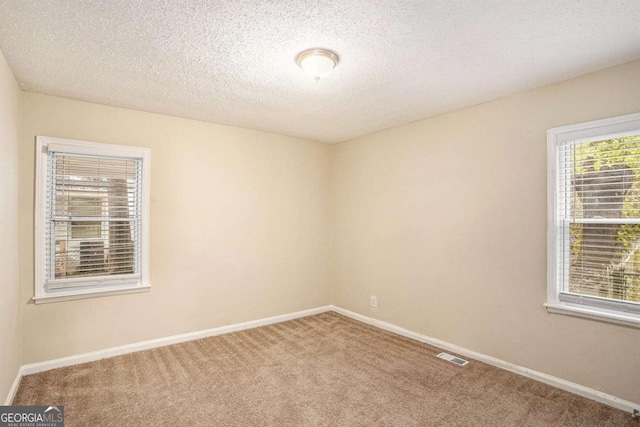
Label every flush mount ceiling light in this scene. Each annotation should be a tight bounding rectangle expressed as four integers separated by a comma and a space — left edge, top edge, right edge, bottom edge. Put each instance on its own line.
295, 48, 339, 82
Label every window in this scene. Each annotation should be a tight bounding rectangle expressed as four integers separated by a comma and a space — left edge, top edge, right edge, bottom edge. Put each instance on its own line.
69, 196, 103, 239
547, 112, 640, 328
35, 136, 151, 303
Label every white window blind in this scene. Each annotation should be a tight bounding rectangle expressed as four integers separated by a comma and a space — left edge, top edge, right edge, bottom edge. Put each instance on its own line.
45, 151, 142, 290
556, 134, 640, 314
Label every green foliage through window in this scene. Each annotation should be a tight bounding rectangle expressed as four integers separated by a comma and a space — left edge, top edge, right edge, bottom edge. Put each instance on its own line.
569, 135, 640, 303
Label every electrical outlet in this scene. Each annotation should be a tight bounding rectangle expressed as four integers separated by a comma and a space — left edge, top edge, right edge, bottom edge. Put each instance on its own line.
370, 295, 378, 308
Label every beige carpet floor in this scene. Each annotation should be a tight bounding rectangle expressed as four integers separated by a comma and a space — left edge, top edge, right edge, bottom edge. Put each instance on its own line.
14, 312, 636, 426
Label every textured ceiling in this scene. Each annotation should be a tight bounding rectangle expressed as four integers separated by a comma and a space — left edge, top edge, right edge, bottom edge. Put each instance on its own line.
1, 1, 639, 143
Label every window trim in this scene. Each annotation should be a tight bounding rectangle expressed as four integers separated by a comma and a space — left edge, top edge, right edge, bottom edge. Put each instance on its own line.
546, 112, 640, 328
34, 136, 151, 304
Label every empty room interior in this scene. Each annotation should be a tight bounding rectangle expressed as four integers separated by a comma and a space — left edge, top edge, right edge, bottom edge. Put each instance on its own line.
1, 1, 640, 426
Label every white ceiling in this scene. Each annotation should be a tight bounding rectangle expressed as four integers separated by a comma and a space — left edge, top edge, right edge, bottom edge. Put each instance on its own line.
1, 1, 639, 143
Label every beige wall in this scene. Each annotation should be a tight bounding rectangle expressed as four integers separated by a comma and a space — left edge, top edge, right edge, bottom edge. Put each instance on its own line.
11, 57, 640, 404
0, 49, 22, 401
332, 59, 640, 403
19, 93, 332, 364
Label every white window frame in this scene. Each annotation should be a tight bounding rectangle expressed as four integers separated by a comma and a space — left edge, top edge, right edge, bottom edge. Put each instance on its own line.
34, 136, 151, 304
546, 112, 640, 328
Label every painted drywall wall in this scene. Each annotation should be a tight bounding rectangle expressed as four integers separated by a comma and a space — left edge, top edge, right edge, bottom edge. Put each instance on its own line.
332, 59, 640, 403
12, 53, 640, 406
19, 93, 332, 364
0, 49, 22, 401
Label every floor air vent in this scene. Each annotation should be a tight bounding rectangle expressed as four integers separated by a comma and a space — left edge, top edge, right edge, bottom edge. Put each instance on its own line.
437, 352, 469, 366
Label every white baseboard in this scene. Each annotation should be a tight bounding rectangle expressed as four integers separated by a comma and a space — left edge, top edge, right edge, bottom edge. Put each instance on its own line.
4, 368, 23, 405
9, 303, 639, 416
19, 305, 332, 377
331, 305, 640, 415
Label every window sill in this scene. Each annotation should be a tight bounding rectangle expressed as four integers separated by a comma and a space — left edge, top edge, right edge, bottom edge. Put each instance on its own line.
33, 284, 151, 304
544, 302, 640, 329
